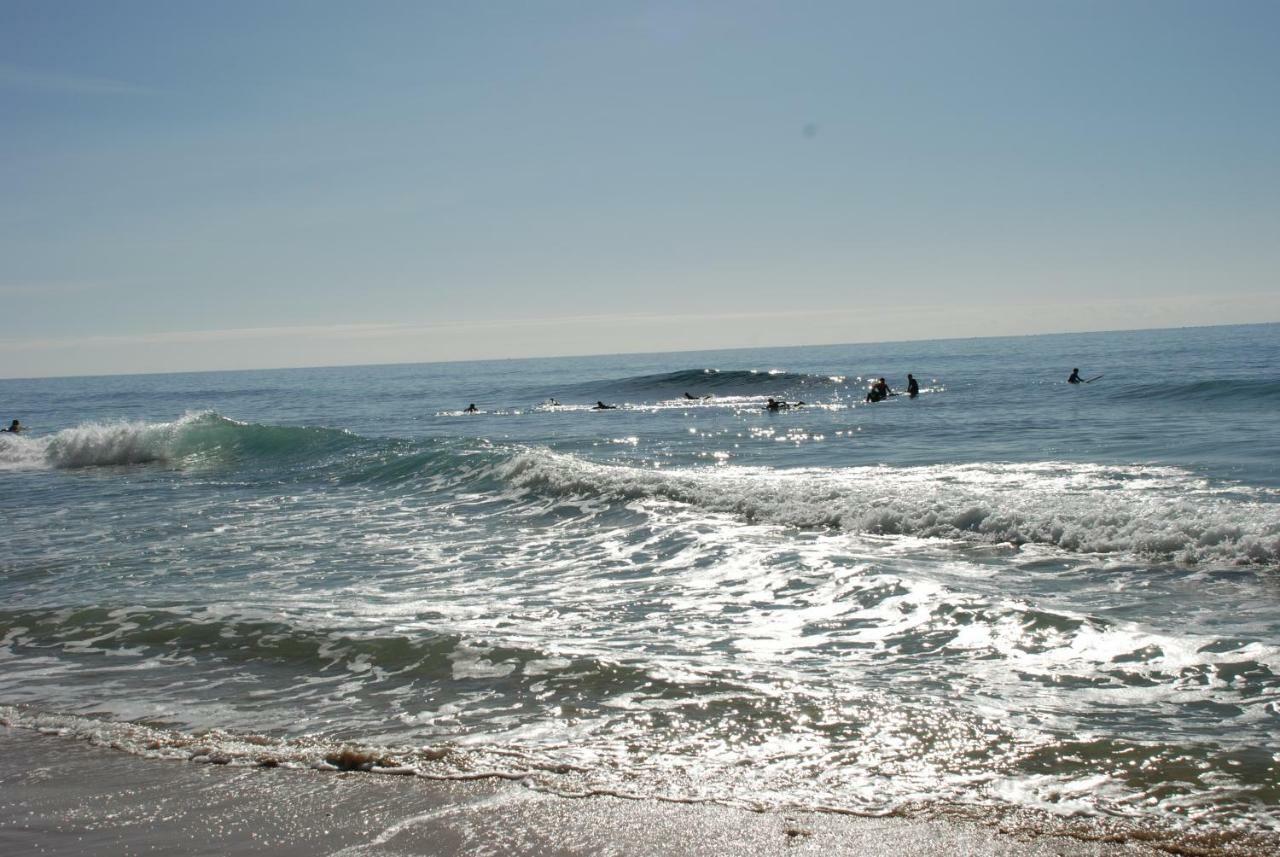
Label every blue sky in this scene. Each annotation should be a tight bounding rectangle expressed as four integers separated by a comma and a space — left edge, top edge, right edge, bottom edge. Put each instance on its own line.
2, 1, 1277, 377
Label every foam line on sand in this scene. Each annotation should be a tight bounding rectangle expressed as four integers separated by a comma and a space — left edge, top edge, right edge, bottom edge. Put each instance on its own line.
0, 727, 1186, 857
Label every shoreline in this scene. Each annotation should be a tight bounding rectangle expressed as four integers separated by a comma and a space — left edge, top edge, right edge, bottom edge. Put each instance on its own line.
4, 725, 1265, 857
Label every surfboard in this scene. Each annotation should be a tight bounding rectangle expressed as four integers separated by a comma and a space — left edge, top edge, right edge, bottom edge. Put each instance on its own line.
1084, 374, 1104, 384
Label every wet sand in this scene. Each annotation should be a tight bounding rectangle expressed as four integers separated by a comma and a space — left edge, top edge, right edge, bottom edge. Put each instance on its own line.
0, 727, 1190, 856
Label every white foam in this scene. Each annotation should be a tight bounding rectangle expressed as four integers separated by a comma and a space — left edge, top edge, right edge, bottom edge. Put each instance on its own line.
499, 453, 1280, 565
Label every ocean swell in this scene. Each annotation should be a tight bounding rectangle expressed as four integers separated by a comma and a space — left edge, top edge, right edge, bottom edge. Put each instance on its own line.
569, 368, 849, 399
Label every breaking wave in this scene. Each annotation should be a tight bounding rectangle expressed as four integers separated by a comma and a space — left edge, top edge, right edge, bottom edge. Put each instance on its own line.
0, 411, 361, 470
499, 452, 1280, 565
5, 413, 1277, 564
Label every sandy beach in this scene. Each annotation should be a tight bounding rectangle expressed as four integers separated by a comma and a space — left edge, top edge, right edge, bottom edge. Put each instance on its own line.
0, 726, 1191, 857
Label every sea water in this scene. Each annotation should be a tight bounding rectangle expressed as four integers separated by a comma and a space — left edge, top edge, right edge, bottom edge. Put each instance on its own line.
1, 324, 1278, 848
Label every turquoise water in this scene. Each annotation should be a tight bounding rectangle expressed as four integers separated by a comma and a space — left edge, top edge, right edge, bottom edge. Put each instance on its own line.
2, 323, 1278, 848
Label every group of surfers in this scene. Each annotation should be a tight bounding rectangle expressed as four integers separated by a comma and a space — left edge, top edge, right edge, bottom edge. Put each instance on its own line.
864, 373, 920, 403
458, 372, 930, 414
5, 368, 1095, 433
7, 367, 1094, 433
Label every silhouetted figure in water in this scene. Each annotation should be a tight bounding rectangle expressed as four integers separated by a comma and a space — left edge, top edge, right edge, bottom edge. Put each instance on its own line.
865, 378, 891, 403
907, 374, 919, 398
544, 398, 560, 407
1, 419, 22, 433
765, 397, 786, 411
1068, 368, 1083, 384
463, 403, 479, 414
683, 392, 712, 401
593, 401, 618, 410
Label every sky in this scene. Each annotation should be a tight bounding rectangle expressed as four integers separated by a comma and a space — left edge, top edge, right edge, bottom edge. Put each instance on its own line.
2, 0, 1278, 378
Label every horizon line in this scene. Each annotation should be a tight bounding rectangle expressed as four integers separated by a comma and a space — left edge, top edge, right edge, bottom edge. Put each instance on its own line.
1, 319, 1274, 384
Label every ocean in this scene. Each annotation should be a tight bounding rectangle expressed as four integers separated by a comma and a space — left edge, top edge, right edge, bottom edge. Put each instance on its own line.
2, 323, 1278, 852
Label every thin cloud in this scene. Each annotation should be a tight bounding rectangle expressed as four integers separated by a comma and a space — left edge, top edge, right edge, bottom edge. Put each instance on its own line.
0, 281, 110, 298
0, 310, 864, 353
0, 64, 153, 96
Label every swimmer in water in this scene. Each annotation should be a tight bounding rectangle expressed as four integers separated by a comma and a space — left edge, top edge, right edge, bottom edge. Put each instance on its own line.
1, 419, 22, 433
463, 403, 479, 414
593, 401, 618, 410
907, 374, 919, 398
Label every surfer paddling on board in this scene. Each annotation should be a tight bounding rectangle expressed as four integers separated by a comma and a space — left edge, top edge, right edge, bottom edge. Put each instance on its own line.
1068, 368, 1103, 384
683, 392, 713, 401
865, 378, 891, 403
593, 401, 618, 410
1, 419, 22, 433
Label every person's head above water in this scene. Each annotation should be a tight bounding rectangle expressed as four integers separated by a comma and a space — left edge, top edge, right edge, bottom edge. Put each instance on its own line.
6, 419, 19, 431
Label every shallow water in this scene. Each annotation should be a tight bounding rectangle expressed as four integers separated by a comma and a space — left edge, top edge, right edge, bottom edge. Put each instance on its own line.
1, 324, 1278, 845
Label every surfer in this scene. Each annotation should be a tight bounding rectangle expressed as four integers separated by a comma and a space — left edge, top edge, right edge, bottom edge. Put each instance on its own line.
463, 403, 479, 414
907, 374, 919, 398
1, 419, 22, 433
1068, 368, 1083, 384
544, 398, 560, 407
765, 397, 787, 411
865, 378, 891, 403
593, 401, 618, 410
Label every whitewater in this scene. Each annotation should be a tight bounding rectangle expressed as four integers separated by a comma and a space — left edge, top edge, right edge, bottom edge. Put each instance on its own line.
2, 324, 1278, 854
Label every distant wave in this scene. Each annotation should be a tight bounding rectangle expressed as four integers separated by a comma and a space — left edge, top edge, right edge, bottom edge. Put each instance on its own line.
567, 368, 851, 399
1111, 377, 1280, 404
0, 411, 360, 470
499, 452, 1280, 565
